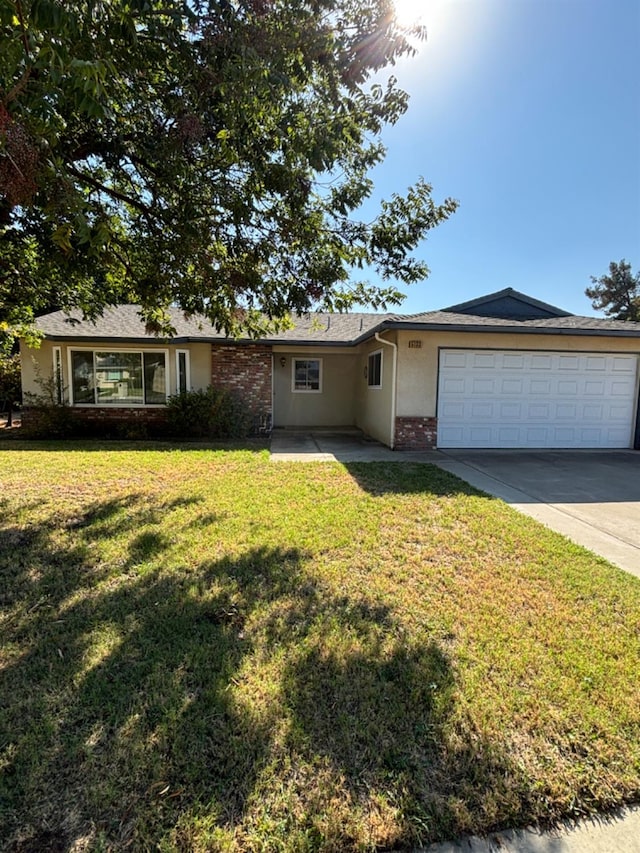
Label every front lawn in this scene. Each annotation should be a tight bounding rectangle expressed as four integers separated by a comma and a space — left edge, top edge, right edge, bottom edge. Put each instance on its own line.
1, 443, 639, 852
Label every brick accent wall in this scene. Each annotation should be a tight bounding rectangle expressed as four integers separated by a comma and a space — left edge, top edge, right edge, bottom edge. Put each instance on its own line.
211, 344, 272, 419
394, 416, 438, 450
21, 405, 168, 438
72, 407, 168, 426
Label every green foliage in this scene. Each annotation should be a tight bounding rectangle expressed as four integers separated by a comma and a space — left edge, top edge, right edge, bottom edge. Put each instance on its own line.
0, 348, 21, 409
586, 260, 640, 321
21, 372, 78, 437
166, 386, 252, 439
0, 0, 457, 336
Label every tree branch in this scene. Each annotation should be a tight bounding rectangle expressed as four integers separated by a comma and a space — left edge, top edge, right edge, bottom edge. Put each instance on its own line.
66, 163, 154, 215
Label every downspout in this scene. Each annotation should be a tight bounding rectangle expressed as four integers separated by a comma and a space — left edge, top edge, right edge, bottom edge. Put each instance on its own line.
375, 332, 398, 450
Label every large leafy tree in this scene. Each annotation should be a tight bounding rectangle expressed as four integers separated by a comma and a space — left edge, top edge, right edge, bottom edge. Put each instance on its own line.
586, 260, 640, 322
0, 0, 457, 336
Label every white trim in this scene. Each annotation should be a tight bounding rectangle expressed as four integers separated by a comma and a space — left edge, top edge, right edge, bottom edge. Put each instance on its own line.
175, 348, 191, 393
367, 349, 383, 389
291, 357, 323, 393
67, 346, 170, 406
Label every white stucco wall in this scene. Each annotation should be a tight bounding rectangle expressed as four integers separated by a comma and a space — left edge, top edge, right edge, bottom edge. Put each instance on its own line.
395, 330, 640, 418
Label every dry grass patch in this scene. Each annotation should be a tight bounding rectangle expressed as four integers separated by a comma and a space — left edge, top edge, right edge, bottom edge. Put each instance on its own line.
1, 442, 639, 852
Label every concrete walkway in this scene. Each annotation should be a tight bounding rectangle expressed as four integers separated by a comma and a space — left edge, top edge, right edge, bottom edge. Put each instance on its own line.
270, 428, 438, 463
421, 804, 640, 852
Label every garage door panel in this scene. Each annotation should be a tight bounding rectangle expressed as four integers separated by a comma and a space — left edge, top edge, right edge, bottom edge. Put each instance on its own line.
527, 402, 550, 419
472, 378, 494, 394
473, 353, 496, 368
441, 351, 467, 368
586, 356, 607, 371
611, 379, 633, 395
470, 401, 494, 418
530, 379, 551, 394
583, 403, 603, 419
556, 403, 578, 419
558, 379, 579, 395
503, 354, 524, 369
501, 378, 523, 394
438, 350, 638, 448
440, 401, 465, 419
499, 401, 522, 418
612, 357, 635, 372
609, 403, 632, 419
558, 355, 580, 370
531, 355, 553, 369
441, 377, 466, 394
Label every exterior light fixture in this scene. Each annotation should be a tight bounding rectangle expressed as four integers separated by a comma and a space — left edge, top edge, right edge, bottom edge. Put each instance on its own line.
280, 356, 286, 368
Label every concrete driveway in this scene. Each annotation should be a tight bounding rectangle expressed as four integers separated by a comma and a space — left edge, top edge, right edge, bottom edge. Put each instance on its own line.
433, 450, 640, 578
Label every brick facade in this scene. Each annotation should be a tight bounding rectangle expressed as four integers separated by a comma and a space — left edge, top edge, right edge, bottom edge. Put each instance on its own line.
394, 416, 438, 450
211, 344, 273, 423
21, 405, 168, 438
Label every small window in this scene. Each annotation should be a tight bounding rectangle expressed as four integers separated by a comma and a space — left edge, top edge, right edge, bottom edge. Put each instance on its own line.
292, 358, 322, 393
368, 350, 382, 388
52, 347, 63, 404
176, 349, 190, 394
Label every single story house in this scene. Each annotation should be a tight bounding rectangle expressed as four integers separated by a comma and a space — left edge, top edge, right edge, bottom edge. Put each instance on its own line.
20, 288, 640, 450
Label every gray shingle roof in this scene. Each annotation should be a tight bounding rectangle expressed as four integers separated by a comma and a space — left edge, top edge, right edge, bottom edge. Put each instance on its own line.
390, 309, 640, 332
34, 305, 388, 345
34, 302, 640, 344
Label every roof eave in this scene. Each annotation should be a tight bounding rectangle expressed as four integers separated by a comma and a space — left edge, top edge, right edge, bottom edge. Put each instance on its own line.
380, 321, 640, 337
35, 333, 365, 347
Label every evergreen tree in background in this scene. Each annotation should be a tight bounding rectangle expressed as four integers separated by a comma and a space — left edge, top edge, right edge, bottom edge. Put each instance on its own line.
586, 260, 640, 321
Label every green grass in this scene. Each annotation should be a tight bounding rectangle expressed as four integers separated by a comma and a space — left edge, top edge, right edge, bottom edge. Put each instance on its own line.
1, 442, 639, 852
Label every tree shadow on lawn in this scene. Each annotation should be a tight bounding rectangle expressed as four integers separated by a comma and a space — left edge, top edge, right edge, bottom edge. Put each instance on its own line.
2, 495, 530, 852
343, 460, 491, 499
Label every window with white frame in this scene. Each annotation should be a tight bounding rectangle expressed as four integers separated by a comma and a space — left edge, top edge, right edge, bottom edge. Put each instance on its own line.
176, 349, 190, 394
367, 350, 382, 388
292, 358, 322, 392
69, 349, 168, 405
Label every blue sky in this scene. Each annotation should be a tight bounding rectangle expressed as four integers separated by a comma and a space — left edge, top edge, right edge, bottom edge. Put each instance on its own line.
364, 0, 640, 316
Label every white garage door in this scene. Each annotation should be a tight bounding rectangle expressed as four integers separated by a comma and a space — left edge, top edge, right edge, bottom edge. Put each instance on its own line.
437, 349, 638, 448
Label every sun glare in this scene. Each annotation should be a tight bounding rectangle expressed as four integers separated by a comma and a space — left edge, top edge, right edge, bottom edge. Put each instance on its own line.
393, 0, 426, 28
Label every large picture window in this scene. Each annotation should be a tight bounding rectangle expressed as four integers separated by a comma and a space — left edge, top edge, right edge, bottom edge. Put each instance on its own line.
70, 350, 168, 405
292, 358, 322, 393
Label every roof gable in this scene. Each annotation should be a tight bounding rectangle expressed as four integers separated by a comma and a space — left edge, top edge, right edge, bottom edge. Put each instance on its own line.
442, 288, 572, 320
